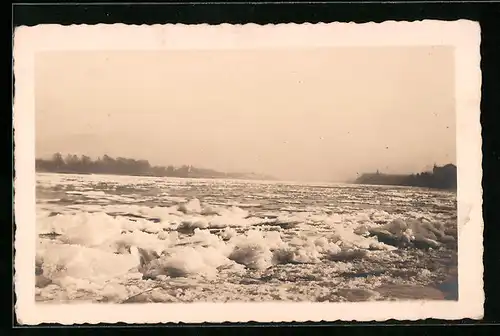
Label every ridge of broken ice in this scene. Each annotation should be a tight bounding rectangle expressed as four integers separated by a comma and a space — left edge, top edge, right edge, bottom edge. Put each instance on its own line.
36, 173, 457, 303
36, 196, 456, 302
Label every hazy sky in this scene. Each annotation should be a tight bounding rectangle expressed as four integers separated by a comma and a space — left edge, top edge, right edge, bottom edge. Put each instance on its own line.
35, 47, 455, 182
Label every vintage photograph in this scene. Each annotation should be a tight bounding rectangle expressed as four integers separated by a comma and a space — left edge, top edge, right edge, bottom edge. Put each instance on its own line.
34, 46, 459, 304
14, 22, 483, 323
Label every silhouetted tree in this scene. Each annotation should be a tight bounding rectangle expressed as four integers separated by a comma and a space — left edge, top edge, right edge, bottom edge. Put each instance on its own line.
166, 165, 175, 175
80, 155, 92, 170
52, 153, 64, 170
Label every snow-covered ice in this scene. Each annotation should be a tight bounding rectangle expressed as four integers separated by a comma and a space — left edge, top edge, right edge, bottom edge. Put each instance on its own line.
35, 173, 458, 303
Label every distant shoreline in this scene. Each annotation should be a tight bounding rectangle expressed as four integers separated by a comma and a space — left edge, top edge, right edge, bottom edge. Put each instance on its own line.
354, 164, 457, 191
35, 153, 276, 182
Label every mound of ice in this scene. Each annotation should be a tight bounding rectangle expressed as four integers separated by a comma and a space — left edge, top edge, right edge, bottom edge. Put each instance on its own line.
116, 229, 240, 280
227, 230, 286, 270
331, 224, 391, 250
178, 199, 202, 214
139, 205, 181, 222
36, 241, 139, 285
170, 201, 268, 231
229, 243, 273, 270
177, 217, 210, 233
327, 248, 368, 262
217, 206, 249, 218
158, 230, 179, 243
185, 229, 231, 252
368, 218, 456, 249
142, 245, 233, 279
273, 245, 322, 264
206, 210, 255, 229
38, 212, 124, 248
219, 227, 237, 240
178, 209, 268, 231
200, 204, 221, 216
370, 210, 392, 223
114, 230, 173, 256
272, 235, 343, 264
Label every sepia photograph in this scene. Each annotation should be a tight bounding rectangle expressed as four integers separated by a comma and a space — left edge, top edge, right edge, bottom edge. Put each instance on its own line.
14, 21, 483, 324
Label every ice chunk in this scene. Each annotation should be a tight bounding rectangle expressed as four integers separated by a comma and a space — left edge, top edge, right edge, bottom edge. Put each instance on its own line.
178, 199, 202, 214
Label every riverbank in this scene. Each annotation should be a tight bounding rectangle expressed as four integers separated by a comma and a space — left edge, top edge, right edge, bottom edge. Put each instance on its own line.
36, 153, 276, 181
354, 164, 457, 190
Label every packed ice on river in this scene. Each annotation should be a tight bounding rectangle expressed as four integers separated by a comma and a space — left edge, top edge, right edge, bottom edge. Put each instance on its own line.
35, 172, 458, 303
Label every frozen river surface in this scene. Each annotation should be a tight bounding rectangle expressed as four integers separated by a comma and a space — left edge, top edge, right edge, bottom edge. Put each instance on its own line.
35, 173, 458, 303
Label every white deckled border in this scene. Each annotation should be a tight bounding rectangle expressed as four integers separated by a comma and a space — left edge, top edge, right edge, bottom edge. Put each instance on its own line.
13, 20, 483, 324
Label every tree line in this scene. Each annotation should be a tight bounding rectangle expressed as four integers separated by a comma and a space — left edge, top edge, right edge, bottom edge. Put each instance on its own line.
35, 153, 229, 178
355, 164, 457, 190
